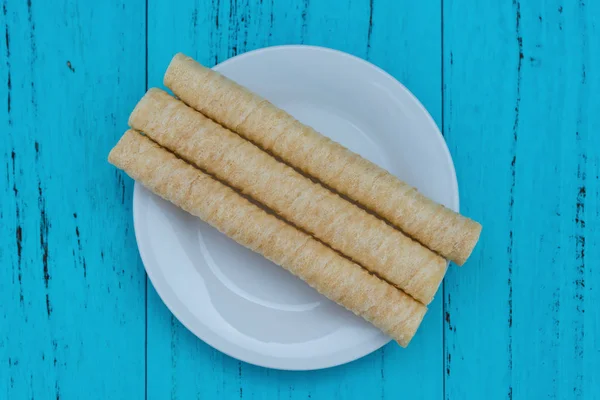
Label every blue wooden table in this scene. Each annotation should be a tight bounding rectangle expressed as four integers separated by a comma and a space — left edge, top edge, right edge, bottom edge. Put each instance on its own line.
1, 0, 599, 398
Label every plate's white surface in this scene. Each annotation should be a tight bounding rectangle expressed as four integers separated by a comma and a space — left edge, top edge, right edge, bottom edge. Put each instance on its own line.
133, 45, 459, 371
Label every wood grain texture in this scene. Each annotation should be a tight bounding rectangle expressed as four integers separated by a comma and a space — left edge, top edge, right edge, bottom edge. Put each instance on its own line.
443, 0, 600, 398
147, 0, 443, 398
0, 0, 146, 398
2, 0, 599, 398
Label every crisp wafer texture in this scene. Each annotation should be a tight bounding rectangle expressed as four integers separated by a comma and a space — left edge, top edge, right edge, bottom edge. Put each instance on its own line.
108, 130, 427, 347
130, 88, 446, 304
164, 53, 482, 265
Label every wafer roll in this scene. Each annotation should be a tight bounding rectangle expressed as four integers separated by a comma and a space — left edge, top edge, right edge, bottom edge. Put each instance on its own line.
130, 88, 446, 305
108, 130, 427, 346
164, 53, 482, 265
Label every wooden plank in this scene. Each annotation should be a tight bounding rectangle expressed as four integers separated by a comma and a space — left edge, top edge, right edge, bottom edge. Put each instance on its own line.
0, 0, 146, 398
366, 1, 443, 398
146, 0, 443, 398
443, 0, 600, 397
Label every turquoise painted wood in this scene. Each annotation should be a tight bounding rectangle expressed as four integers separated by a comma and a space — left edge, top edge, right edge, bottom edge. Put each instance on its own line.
0, 0, 147, 398
443, 0, 600, 398
1, 0, 598, 399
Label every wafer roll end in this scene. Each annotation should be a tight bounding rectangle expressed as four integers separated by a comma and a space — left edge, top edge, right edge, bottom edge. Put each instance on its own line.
164, 53, 199, 87
452, 218, 482, 266
128, 88, 169, 129
108, 129, 139, 168
405, 254, 448, 305
395, 302, 427, 347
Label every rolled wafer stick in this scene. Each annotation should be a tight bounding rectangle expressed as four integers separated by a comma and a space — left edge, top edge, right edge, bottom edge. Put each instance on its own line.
164, 53, 482, 265
130, 88, 446, 305
108, 130, 427, 347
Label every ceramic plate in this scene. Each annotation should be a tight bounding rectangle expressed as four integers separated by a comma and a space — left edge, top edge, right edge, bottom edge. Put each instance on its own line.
133, 45, 459, 370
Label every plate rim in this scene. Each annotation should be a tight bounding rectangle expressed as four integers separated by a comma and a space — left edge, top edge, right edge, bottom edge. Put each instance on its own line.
133, 44, 459, 371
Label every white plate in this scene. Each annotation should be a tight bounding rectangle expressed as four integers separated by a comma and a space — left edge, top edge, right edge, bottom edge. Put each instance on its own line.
133, 45, 459, 371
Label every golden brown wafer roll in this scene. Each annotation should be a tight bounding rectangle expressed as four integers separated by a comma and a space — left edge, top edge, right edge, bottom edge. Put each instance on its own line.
130, 88, 446, 305
164, 53, 482, 265
108, 130, 427, 347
